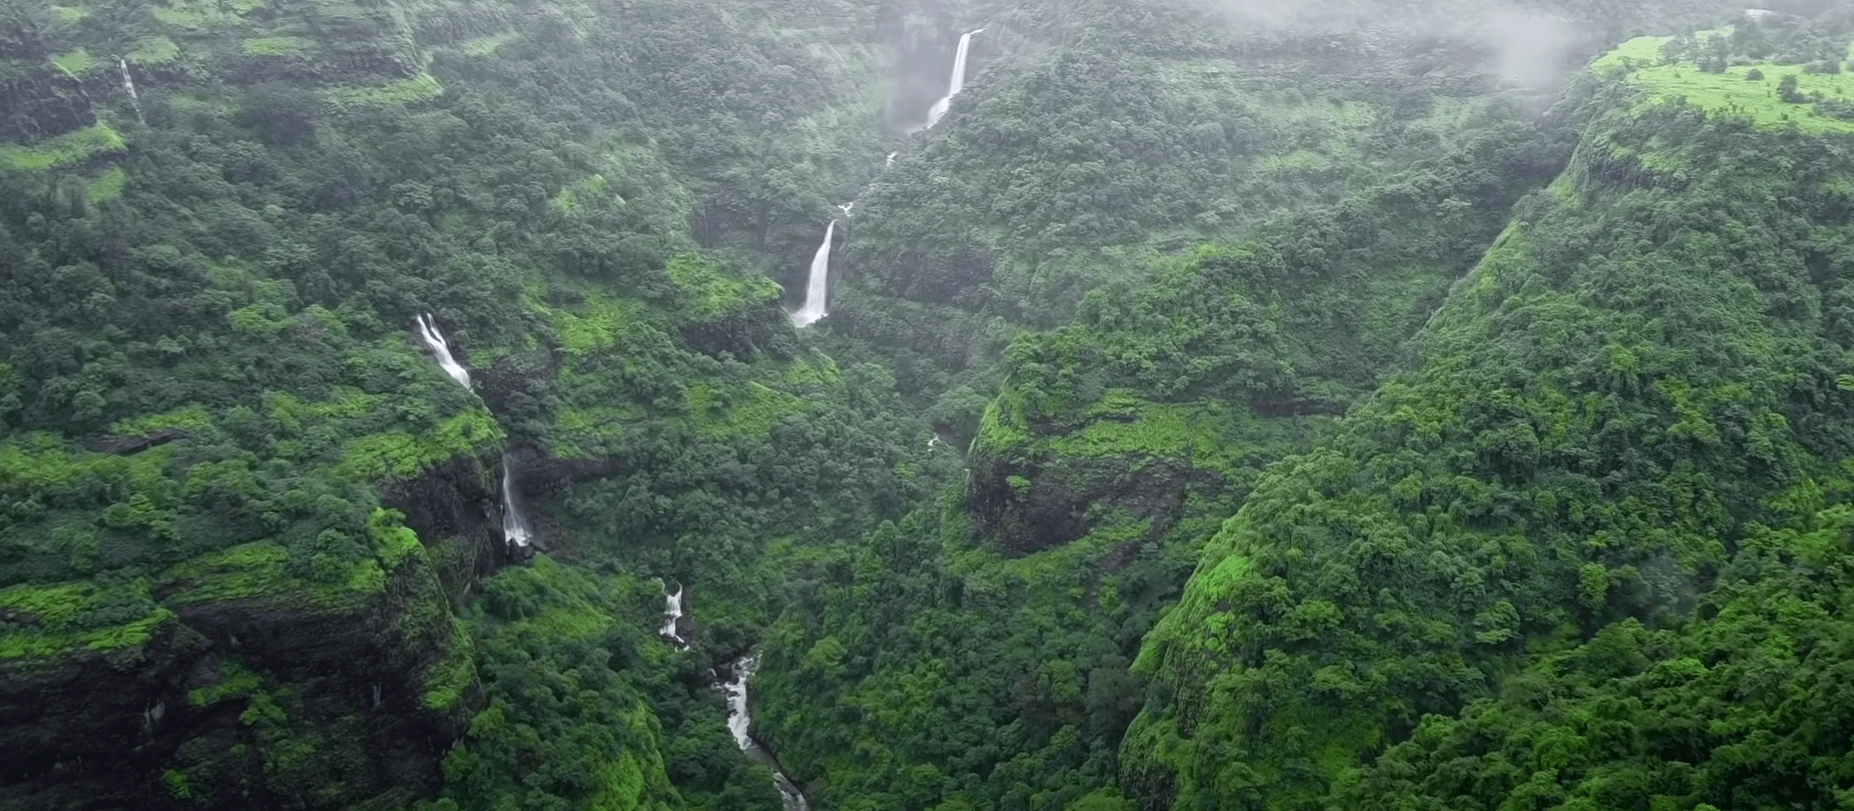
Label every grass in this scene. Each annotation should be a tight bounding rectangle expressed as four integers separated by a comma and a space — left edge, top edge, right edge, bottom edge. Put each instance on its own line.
0, 580, 175, 664
128, 37, 181, 64
1595, 34, 1854, 134
666, 253, 783, 320
332, 409, 502, 481
684, 381, 804, 441
1044, 392, 1230, 461
86, 166, 127, 203
0, 123, 124, 171
50, 48, 93, 75
241, 36, 318, 57
158, 542, 384, 611
543, 287, 649, 355
419, 618, 476, 710
456, 31, 520, 56
322, 73, 444, 109
188, 660, 265, 707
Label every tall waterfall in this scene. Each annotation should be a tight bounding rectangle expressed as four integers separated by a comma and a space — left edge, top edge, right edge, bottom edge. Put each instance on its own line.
415, 313, 472, 389
117, 58, 145, 126
500, 463, 532, 552
925, 28, 985, 129
660, 583, 686, 647
724, 656, 809, 811
790, 220, 836, 328
412, 314, 533, 555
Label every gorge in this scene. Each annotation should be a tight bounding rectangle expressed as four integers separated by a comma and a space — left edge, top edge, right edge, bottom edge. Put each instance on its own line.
3, 0, 1854, 810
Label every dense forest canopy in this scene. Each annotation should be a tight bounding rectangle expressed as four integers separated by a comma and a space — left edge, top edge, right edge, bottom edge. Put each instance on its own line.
2, 0, 1854, 809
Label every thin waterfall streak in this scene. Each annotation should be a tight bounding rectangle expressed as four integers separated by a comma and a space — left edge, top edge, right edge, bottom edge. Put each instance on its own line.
118, 58, 145, 126
925, 28, 985, 129
791, 219, 836, 328
500, 461, 532, 551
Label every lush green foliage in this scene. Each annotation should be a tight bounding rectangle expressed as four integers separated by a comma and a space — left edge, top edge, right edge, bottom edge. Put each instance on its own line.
1123, 57, 1854, 809
422, 557, 785, 811
8, 0, 1854, 809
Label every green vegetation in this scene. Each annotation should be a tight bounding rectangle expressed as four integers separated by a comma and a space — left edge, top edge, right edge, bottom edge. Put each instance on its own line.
0, 579, 172, 665
239, 36, 317, 57
0, 123, 122, 170
1598, 32, 1854, 132
48, 48, 90, 75
420, 557, 782, 811
1123, 53, 1854, 808
6, 0, 1854, 809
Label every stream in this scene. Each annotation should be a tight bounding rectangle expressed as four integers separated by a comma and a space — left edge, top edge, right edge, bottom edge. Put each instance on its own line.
723, 656, 809, 811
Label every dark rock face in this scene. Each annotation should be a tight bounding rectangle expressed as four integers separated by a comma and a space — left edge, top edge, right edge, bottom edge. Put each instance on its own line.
90, 428, 192, 456
383, 447, 506, 584
0, 455, 503, 811
0, 70, 96, 144
968, 443, 1203, 555
678, 301, 796, 361
0, 623, 209, 811
0, 555, 473, 811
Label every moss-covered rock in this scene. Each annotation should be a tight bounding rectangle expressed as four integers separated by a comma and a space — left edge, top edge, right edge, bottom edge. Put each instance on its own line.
0, 509, 484, 811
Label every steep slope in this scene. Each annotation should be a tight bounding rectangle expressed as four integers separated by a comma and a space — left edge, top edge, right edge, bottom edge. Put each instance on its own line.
0, 0, 919, 806
1122, 21, 1854, 810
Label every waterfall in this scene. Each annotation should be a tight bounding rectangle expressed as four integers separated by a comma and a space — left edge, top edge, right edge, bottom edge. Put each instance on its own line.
724, 656, 810, 811
886, 151, 897, 168
925, 28, 985, 129
660, 582, 687, 647
412, 314, 534, 556
790, 220, 836, 328
500, 463, 532, 552
118, 58, 145, 126
838, 202, 853, 217
415, 313, 472, 389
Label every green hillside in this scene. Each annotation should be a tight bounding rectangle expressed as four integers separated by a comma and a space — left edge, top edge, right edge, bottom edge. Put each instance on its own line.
1121, 29, 1854, 811
5, 0, 1854, 810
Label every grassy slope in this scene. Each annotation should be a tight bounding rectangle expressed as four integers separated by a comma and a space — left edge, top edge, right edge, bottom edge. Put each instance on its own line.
1595, 33, 1854, 133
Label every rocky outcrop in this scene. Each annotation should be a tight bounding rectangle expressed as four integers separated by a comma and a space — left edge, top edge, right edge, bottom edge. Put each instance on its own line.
678, 299, 796, 361
966, 394, 1242, 555
382, 446, 505, 588
0, 549, 476, 811
0, 70, 94, 144
969, 449, 1201, 555
1, 439, 504, 811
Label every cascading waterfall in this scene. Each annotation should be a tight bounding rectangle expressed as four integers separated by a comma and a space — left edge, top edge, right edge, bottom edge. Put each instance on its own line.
885, 151, 897, 168
925, 28, 985, 129
500, 464, 533, 552
790, 220, 837, 328
415, 313, 472, 389
412, 313, 533, 555
724, 656, 809, 811
118, 58, 145, 126
660, 583, 687, 647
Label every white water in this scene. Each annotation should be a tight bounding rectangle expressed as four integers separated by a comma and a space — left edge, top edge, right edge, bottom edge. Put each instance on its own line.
838, 202, 854, 217
885, 152, 897, 168
415, 313, 472, 389
500, 463, 532, 551
724, 657, 809, 811
790, 220, 836, 328
118, 58, 145, 126
925, 28, 985, 129
660, 583, 686, 647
